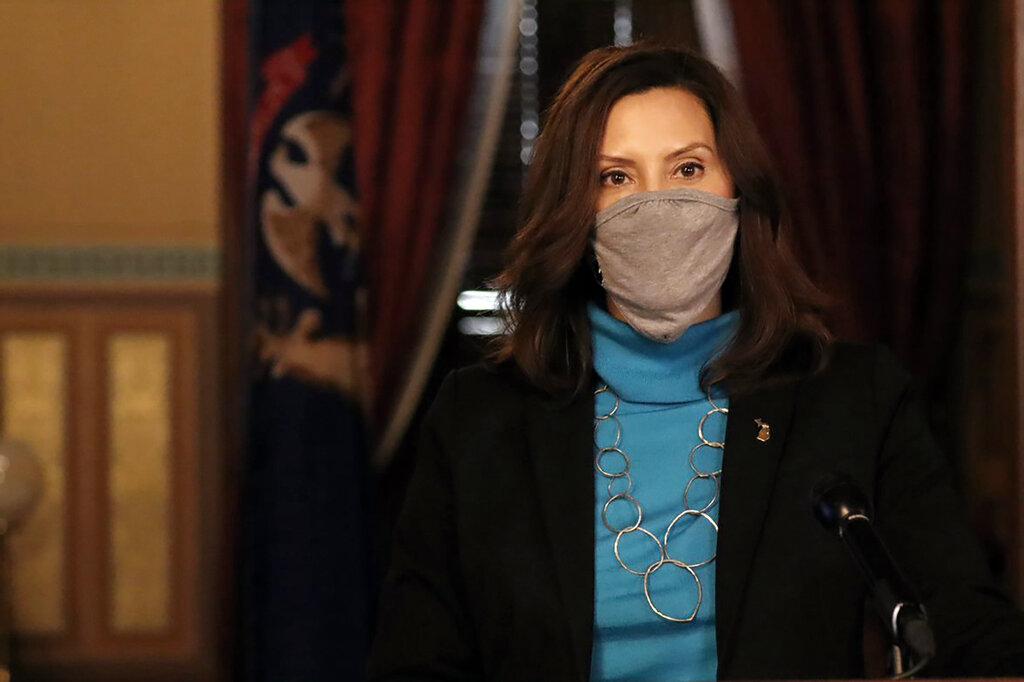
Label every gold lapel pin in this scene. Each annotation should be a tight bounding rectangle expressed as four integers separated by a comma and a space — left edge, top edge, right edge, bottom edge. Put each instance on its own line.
754, 418, 771, 443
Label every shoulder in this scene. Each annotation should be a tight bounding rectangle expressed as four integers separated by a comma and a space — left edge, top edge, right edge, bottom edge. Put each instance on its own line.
815, 340, 910, 383
427, 360, 539, 422
797, 340, 915, 426
829, 340, 912, 389
774, 341, 923, 476
416, 361, 547, 468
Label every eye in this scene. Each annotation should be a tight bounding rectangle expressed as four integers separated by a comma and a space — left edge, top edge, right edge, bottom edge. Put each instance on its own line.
677, 161, 705, 179
600, 170, 630, 187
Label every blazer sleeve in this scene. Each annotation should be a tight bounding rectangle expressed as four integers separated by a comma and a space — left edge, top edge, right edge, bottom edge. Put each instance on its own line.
367, 369, 481, 681
871, 346, 1024, 676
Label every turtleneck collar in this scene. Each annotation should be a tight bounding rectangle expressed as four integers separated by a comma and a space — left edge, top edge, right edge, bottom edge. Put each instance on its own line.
587, 300, 740, 404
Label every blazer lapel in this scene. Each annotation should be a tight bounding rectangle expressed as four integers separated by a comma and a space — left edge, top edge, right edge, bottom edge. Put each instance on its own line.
715, 377, 801, 672
524, 384, 596, 682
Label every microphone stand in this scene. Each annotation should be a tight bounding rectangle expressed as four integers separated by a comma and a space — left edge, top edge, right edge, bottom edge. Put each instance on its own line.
839, 516, 933, 678
814, 476, 935, 679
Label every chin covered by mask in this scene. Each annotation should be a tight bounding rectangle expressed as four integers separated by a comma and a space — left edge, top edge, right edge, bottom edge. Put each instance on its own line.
591, 187, 739, 343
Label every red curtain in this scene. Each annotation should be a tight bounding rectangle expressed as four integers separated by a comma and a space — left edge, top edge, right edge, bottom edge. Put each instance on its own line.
345, 1, 484, 433
728, 0, 973, 389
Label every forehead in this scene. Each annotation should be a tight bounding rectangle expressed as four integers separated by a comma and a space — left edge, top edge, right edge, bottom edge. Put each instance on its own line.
600, 87, 714, 152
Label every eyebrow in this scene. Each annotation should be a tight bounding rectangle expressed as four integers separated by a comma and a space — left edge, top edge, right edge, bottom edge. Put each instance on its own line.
598, 142, 715, 164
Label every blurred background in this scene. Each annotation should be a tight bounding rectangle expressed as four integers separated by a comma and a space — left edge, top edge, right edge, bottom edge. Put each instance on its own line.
0, 0, 1020, 680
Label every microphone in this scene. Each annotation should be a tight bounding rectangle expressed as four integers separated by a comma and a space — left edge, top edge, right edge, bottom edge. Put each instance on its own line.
811, 473, 935, 675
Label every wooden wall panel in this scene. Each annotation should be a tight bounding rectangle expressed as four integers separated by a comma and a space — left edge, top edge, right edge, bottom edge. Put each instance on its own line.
107, 333, 173, 633
0, 286, 220, 681
1, 333, 68, 635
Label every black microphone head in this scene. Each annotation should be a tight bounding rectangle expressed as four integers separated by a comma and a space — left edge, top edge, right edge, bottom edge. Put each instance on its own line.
811, 472, 872, 533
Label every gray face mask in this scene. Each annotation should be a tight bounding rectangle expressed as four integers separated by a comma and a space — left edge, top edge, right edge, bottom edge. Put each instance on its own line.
591, 187, 740, 343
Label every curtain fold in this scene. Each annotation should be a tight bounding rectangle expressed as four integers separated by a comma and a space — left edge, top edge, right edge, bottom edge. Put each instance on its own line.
728, 0, 974, 391
346, 0, 485, 436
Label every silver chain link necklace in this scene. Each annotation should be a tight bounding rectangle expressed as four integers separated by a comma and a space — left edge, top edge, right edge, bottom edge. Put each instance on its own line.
594, 382, 727, 622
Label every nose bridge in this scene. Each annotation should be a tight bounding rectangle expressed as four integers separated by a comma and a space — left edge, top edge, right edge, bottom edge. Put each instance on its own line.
638, 158, 670, 192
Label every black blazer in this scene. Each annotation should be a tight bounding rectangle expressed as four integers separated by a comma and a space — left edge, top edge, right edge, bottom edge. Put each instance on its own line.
368, 342, 1024, 680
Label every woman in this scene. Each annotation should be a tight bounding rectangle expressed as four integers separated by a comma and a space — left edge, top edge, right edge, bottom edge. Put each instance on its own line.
367, 43, 1024, 680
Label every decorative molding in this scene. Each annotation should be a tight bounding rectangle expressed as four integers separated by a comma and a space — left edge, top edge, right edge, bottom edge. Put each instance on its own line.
0, 246, 220, 282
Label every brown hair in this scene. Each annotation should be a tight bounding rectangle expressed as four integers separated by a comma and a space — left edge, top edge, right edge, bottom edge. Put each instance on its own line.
486, 42, 833, 398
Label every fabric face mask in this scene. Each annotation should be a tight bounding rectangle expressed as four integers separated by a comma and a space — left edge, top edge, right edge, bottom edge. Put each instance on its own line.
591, 187, 740, 343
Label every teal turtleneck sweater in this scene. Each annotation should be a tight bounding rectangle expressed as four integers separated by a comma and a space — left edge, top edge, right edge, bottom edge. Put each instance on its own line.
588, 300, 740, 682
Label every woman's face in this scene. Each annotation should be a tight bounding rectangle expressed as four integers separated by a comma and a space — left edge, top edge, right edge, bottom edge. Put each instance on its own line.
596, 87, 735, 212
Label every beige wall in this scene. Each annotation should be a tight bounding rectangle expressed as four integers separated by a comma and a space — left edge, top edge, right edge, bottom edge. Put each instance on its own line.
0, 0, 221, 247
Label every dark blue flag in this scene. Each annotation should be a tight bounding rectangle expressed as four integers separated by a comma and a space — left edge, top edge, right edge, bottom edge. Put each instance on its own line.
244, 2, 370, 679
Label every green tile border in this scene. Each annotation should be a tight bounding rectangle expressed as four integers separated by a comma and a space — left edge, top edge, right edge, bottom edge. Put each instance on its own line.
0, 246, 220, 281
